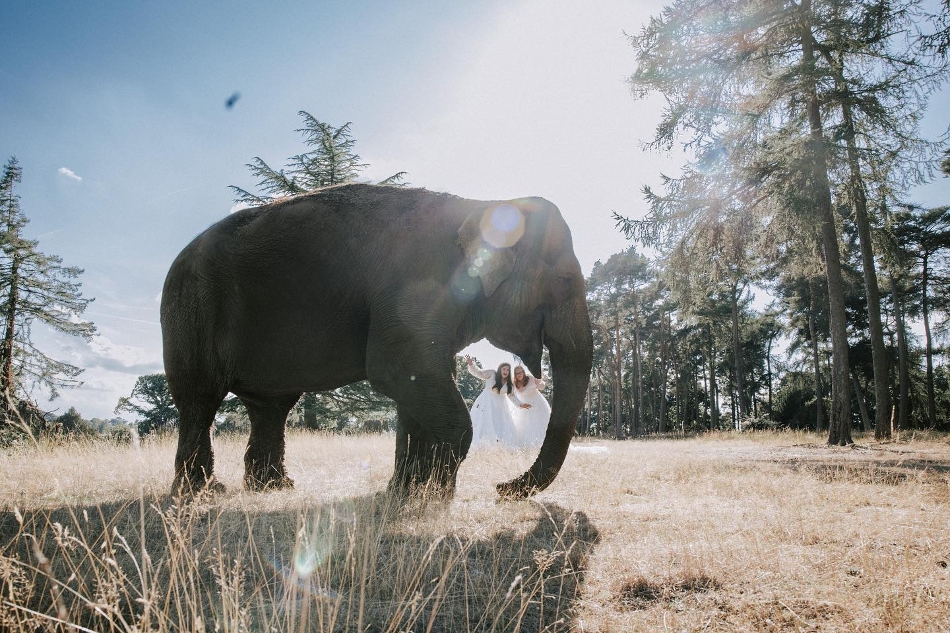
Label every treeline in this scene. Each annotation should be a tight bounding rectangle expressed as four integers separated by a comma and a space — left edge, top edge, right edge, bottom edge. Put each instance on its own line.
590, 0, 950, 442
580, 234, 949, 437
113, 356, 487, 438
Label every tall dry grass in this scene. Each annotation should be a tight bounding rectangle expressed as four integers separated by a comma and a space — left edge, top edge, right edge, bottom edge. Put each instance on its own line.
1, 429, 949, 631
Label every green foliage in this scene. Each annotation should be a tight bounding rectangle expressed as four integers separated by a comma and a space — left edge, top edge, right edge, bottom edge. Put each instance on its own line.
455, 355, 485, 407
115, 374, 179, 438
773, 371, 827, 431
291, 382, 395, 432
229, 111, 407, 205
585, 247, 672, 437
54, 406, 95, 436
0, 157, 96, 420
922, 0, 950, 58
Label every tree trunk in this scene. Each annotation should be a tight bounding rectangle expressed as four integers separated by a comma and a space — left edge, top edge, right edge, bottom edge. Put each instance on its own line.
802, 0, 852, 445
0, 252, 20, 422
658, 312, 669, 433
808, 278, 825, 432
730, 279, 747, 426
634, 310, 643, 436
707, 324, 719, 431
674, 349, 683, 433
585, 375, 592, 435
922, 252, 937, 428
613, 311, 624, 440
767, 332, 774, 424
891, 276, 910, 432
851, 371, 871, 432
597, 370, 603, 437
832, 66, 891, 440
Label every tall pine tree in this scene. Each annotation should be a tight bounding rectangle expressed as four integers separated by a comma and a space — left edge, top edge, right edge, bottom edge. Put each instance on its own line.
0, 157, 96, 423
230, 111, 406, 205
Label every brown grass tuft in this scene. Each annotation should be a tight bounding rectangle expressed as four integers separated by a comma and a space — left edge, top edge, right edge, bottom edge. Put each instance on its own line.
616, 571, 721, 610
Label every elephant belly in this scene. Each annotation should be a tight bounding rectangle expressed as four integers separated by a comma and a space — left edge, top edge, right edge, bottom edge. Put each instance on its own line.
226, 307, 370, 395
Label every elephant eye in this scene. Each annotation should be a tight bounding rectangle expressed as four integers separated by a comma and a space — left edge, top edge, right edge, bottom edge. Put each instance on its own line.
551, 273, 573, 302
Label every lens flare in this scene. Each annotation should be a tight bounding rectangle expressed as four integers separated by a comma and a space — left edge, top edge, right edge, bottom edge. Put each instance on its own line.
293, 526, 330, 578
451, 265, 480, 300
291, 503, 354, 579
480, 204, 524, 248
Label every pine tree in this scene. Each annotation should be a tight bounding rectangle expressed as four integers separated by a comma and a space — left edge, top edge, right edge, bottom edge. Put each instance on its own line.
624, 0, 853, 443
0, 157, 96, 423
230, 111, 407, 205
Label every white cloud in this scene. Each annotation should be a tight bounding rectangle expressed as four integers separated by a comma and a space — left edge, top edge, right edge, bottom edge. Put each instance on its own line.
27, 322, 163, 419
58, 167, 82, 181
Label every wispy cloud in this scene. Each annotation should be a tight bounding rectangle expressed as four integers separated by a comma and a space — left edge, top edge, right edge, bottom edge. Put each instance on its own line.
58, 167, 82, 181
84, 334, 163, 375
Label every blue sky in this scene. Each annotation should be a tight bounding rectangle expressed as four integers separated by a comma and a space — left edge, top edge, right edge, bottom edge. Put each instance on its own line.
1, 1, 947, 420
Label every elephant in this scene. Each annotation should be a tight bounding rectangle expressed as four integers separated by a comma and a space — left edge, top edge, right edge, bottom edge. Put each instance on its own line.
160, 183, 593, 499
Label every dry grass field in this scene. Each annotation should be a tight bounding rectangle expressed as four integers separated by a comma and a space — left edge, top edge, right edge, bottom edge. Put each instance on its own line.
2, 429, 949, 632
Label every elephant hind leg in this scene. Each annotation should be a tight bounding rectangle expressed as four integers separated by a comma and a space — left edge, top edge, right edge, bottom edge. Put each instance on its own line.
172, 388, 227, 495
242, 394, 299, 491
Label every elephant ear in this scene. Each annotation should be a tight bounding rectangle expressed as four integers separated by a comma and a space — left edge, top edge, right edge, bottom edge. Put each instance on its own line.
457, 205, 524, 296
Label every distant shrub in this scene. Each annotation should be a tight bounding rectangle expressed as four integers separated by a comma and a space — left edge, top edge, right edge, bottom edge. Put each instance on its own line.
107, 425, 133, 444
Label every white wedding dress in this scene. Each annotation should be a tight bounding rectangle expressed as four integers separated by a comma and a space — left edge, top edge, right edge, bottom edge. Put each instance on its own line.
512, 376, 551, 448
468, 365, 523, 448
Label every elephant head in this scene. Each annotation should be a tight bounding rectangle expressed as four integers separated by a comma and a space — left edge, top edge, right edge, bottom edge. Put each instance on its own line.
455, 197, 594, 498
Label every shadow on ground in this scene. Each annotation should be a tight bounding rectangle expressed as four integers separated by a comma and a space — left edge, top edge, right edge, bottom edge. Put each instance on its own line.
0, 490, 599, 632
764, 442, 950, 486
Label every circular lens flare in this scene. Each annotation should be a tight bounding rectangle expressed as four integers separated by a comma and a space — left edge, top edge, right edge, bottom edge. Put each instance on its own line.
480, 204, 524, 248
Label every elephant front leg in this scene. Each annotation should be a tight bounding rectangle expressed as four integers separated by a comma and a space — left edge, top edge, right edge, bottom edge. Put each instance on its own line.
380, 384, 472, 500
367, 325, 473, 500
242, 395, 298, 491
388, 413, 414, 496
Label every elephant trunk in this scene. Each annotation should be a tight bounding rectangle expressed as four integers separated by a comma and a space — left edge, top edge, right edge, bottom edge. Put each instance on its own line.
497, 307, 593, 498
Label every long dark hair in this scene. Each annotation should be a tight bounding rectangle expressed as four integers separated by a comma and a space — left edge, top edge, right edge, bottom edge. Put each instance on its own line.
492, 362, 512, 395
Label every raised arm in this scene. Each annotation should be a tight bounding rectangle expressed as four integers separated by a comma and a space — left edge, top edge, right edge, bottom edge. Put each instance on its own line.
466, 356, 494, 380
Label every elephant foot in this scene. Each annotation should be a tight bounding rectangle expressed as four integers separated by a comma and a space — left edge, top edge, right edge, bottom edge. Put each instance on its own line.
386, 474, 411, 499
172, 473, 226, 498
496, 477, 536, 500
244, 470, 294, 492
387, 472, 456, 504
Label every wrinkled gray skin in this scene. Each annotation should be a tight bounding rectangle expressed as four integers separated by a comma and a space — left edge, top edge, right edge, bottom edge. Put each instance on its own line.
161, 184, 593, 499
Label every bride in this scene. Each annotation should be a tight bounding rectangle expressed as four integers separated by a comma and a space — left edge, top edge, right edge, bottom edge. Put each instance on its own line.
511, 365, 551, 448
466, 356, 530, 448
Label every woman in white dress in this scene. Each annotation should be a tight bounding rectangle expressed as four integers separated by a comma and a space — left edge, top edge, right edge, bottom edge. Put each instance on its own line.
511, 365, 551, 448
466, 356, 530, 448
